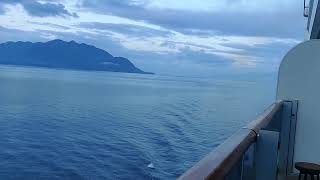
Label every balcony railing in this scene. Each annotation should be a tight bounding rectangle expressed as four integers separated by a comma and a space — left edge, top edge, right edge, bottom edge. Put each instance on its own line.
178, 100, 298, 180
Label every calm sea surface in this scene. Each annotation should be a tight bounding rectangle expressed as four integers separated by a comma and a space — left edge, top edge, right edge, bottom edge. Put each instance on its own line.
0, 65, 276, 179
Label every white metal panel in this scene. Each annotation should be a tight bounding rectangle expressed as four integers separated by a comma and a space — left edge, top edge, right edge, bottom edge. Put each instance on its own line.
277, 40, 320, 166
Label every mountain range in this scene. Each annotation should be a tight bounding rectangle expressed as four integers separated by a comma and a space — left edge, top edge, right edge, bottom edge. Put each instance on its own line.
0, 39, 152, 74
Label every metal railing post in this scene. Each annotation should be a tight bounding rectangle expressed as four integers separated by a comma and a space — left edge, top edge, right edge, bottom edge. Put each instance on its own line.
278, 100, 299, 179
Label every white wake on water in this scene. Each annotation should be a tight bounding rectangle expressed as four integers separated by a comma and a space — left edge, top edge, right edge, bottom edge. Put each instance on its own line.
147, 163, 155, 169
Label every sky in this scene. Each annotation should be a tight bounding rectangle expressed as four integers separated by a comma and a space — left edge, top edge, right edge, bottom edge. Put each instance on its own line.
0, 0, 306, 76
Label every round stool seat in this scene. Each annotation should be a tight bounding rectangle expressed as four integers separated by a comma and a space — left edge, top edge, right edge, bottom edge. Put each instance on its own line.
296, 162, 320, 174
295, 162, 320, 180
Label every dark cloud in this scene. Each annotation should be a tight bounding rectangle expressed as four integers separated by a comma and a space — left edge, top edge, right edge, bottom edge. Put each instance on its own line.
80, 0, 305, 39
0, 5, 4, 14
81, 0, 147, 12
0, 0, 78, 17
22, 1, 78, 18
78, 22, 174, 37
28, 21, 71, 30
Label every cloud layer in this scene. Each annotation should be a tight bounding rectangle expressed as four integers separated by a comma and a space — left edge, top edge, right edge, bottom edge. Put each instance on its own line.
80, 0, 304, 39
0, 0, 78, 17
0, 0, 305, 76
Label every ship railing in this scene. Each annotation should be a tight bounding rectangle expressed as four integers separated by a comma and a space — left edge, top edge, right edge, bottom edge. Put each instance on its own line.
178, 100, 298, 180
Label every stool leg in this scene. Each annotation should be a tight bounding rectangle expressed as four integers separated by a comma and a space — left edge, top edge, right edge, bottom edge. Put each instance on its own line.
298, 173, 302, 180
311, 174, 315, 180
304, 173, 307, 180
317, 174, 319, 180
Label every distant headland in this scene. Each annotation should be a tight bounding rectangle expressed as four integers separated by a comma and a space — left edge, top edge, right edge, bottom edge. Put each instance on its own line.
0, 39, 153, 74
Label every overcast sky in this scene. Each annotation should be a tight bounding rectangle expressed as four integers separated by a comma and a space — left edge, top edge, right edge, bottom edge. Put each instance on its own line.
0, 0, 306, 76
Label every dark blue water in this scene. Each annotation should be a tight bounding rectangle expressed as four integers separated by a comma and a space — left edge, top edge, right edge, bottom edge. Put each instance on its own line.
0, 65, 276, 179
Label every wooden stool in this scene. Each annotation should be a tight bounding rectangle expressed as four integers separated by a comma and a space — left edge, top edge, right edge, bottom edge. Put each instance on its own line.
295, 162, 320, 180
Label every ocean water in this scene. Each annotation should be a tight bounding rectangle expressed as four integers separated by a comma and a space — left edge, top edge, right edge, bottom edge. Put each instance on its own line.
0, 65, 276, 179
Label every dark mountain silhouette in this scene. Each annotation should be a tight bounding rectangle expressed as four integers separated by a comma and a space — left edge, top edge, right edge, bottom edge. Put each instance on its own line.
0, 39, 152, 74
